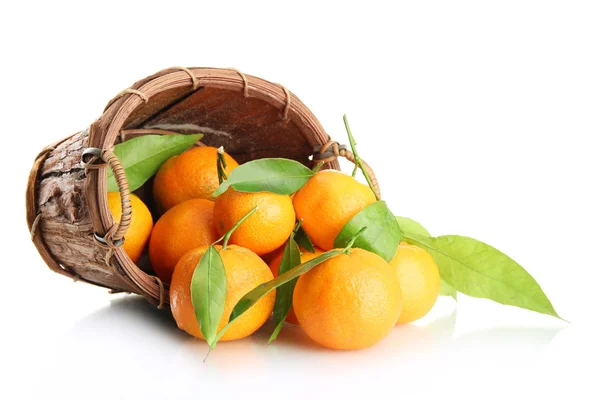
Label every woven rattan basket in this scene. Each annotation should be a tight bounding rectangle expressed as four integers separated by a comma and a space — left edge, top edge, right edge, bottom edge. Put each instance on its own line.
26, 67, 376, 308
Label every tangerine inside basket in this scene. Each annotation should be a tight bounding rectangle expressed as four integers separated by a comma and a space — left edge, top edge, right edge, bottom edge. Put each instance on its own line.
114, 76, 336, 290
28, 68, 339, 306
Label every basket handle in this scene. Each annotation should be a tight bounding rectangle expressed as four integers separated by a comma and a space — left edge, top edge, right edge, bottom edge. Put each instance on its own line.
313, 142, 381, 199
83, 143, 166, 307
82, 148, 132, 247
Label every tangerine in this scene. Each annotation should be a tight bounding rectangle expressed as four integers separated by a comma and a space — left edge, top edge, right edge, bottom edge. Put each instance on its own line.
148, 198, 219, 283
171, 244, 275, 341
213, 188, 295, 256
293, 248, 402, 350
390, 242, 440, 324
107, 192, 153, 263
293, 170, 376, 250
153, 146, 238, 212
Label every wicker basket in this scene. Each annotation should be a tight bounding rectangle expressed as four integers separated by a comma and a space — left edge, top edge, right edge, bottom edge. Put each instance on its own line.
25, 67, 371, 308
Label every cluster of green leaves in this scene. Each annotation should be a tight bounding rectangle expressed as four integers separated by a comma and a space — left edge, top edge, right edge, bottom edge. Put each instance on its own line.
190, 157, 405, 350
193, 129, 560, 354
112, 123, 562, 356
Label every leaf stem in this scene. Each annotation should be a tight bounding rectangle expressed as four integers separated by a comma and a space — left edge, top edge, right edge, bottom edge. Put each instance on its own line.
343, 115, 381, 201
217, 146, 228, 185
343, 226, 367, 253
220, 206, 258, 250
312, 162, 324, 173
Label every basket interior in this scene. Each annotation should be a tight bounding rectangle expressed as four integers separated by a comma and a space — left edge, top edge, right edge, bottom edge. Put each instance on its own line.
116, 85, 317, 276
123, 86, 314, 163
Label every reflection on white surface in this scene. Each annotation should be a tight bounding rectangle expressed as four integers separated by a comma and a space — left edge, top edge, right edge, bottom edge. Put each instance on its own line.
63, 300, 558, 364
65, 295, 563, 356
23, 295, 574, 399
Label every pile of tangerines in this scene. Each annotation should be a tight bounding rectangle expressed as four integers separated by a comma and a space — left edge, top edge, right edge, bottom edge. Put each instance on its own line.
107, 146, 440, 350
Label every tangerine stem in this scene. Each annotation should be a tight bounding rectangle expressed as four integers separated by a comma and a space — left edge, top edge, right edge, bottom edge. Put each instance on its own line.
217, 146, 228, 184
221, 206, 258, 250
343, 115, 381, 201
292, 219, 303, 238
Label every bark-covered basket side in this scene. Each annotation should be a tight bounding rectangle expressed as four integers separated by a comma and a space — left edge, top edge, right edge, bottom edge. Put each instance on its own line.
27, 129, 138, 293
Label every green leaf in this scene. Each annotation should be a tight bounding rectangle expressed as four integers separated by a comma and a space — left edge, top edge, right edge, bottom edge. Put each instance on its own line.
214, 249, 343, 343
190, 245, 227, 348
404, 233, 561, 319
334, 201, 401, 262
396, 216, 432, 237
396, 216, 457, 300
213, 158, 314, 197
294, 226, 315, 253
268, 236, 302, 344
107, 134, 202, 192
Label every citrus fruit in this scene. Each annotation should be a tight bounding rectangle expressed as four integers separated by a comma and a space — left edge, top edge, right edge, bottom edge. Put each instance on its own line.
293, 248, 402, 350
390, 242, 440, 324
148, 198, 219, 283
107, 192, 153, 263
170, 244, 276, 341
293, 170, 376, 251
268, 246, 324, 324
153, 146, 239, 212
213, 188, 295, 256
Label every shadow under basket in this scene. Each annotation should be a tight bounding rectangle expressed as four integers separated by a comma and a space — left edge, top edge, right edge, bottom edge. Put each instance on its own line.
26, 67, 373, 308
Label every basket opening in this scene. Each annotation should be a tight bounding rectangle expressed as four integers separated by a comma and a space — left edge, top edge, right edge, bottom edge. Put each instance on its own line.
115, 85, 317, 277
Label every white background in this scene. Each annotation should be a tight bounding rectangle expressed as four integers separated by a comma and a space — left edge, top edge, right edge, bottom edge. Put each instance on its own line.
2, 1, 599, 399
